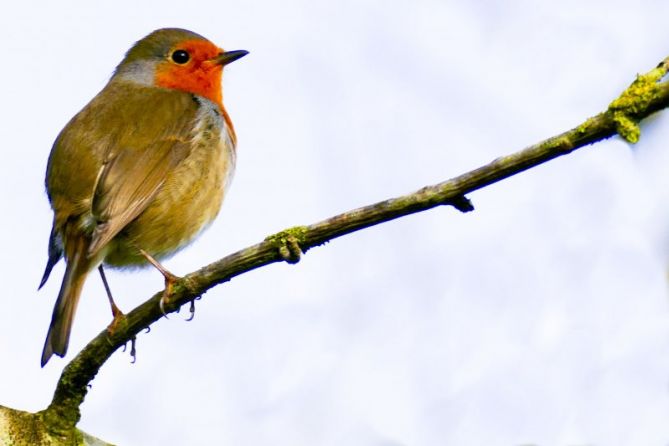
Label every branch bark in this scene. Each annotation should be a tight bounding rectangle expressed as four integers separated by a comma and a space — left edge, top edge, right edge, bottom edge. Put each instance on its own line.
28, 56, 669, 440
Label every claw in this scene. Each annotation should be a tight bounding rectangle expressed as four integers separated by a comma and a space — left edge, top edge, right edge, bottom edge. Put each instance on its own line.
159, 297, 169, 319
158, 280, 178, 318
129, 336, 137, 364
139, 249, 181, 318
118, 336, 137, 363
144, 326, 151, 334
159, 276, 179, 317
185, 299, 196, 321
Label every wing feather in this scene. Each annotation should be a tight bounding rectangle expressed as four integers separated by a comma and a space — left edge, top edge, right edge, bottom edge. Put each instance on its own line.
88, 137, 191, 255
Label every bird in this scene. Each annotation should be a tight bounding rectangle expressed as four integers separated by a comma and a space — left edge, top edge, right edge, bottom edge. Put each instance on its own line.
38, 28, 248, 367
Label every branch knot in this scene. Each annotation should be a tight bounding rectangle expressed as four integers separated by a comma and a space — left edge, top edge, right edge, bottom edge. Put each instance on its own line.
608, 58, 669, 143
265, 226, 308, 264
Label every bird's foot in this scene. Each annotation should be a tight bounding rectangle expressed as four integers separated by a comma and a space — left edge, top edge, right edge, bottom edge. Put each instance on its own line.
159, 271, 180, 317
185, 296, 202, 322
105, 305, 129, 355
121, 336, 137, 363
139, 249, 182, 317
106, 305, 127, 335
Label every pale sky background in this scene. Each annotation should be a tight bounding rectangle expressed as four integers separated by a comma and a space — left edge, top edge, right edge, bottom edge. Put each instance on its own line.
2, 1, 669, 445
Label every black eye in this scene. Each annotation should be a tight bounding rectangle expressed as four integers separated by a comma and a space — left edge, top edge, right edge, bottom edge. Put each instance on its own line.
171, 50, 190, 64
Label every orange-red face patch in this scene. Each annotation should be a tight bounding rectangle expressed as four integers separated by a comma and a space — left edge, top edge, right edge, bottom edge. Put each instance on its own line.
154, 39, 224, 105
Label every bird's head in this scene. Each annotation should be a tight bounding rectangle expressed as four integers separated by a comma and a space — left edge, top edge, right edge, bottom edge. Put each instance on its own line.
113, 28, 248, 105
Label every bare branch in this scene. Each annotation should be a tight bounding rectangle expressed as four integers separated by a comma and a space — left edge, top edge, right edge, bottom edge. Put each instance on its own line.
39, 56, 669, 435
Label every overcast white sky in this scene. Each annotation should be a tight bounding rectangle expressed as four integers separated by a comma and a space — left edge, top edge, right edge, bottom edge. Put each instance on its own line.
3, 1, 669, 445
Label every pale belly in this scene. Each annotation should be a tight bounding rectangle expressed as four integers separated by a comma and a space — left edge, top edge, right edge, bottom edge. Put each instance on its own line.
104, 110, 236, 267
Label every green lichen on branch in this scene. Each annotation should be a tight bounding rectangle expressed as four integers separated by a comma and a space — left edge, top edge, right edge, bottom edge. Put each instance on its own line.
41, 363, 88, 435
608, 59, 669, 143
611, 112, 640, 143
265, 226, 308, 263
0, 405, 109, 446
544, 135, 572, 152
576, 117, 597, 135
1, 407, 50, 446
265, 226, 309, 247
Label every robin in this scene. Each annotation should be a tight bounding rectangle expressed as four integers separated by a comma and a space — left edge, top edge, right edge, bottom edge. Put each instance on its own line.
38, 28, 247, 366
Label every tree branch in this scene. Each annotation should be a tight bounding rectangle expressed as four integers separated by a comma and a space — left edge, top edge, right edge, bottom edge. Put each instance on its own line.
40, 56, 669, 436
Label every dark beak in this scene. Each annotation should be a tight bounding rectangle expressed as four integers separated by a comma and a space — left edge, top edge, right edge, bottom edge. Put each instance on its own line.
212, 50, 249, 66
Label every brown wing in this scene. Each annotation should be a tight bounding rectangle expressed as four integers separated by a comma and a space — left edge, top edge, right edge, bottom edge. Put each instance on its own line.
44, 82, 201, 259
88, 136, 192, 256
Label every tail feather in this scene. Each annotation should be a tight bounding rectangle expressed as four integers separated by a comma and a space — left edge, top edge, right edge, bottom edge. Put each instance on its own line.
38, 222, 64, 290
41, 235, 91, 367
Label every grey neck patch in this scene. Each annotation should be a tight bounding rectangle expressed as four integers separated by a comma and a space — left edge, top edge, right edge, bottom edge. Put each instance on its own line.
112, 60, 157, 86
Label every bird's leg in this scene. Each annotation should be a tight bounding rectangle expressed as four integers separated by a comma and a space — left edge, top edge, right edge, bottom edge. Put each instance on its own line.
98, 265, 126, 334
139, 249, 180, 316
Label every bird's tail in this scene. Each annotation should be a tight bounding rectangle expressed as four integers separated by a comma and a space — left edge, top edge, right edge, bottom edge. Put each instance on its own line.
41, 235, 91, 367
